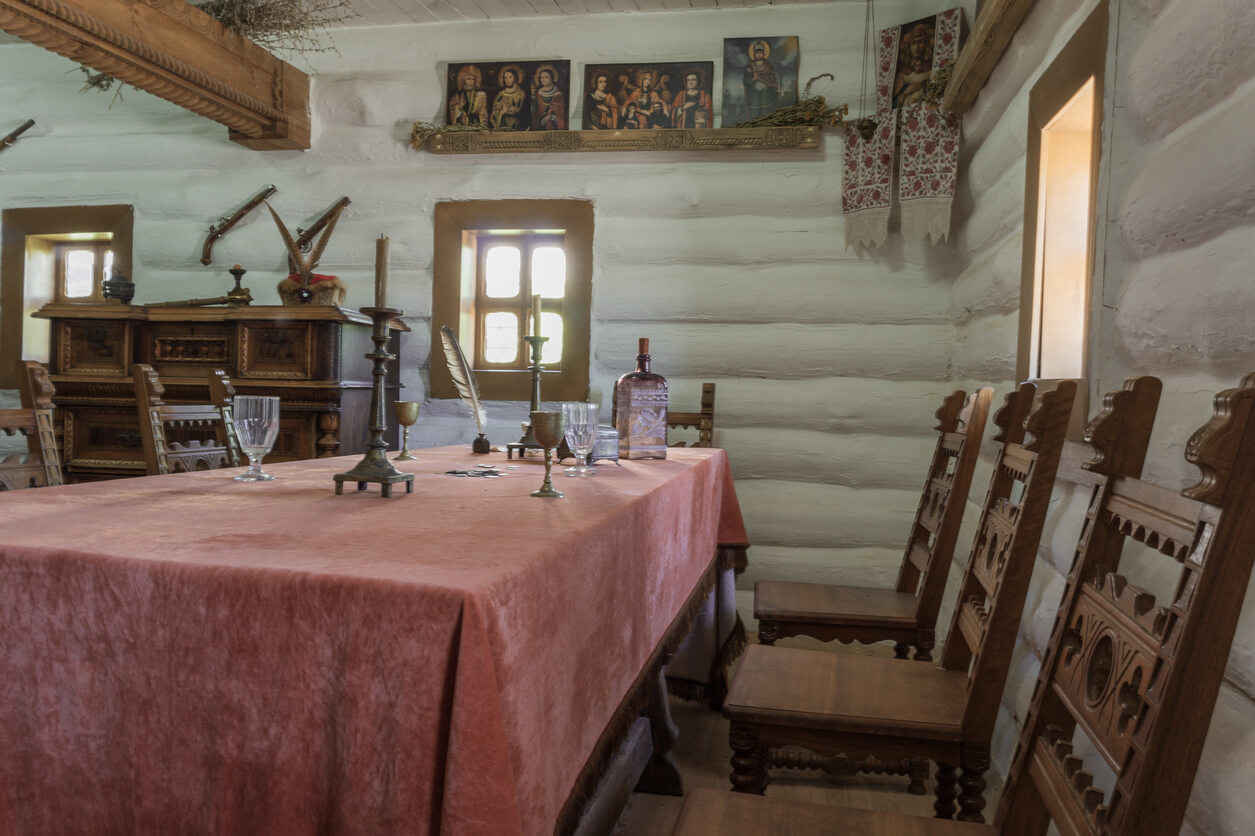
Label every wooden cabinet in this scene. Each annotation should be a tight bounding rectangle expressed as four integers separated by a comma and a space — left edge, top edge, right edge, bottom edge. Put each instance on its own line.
34, 303, 405, 482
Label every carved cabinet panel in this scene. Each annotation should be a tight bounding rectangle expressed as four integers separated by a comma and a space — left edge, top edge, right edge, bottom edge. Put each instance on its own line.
35, 304, 404, 482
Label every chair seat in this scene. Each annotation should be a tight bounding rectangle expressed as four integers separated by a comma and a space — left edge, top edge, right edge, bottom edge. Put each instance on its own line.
725, 645, 966, 741
754, 580, 918, 627
672, 788, 995, 836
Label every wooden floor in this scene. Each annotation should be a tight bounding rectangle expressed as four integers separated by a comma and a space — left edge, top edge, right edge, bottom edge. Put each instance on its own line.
613, 638, 1000, 835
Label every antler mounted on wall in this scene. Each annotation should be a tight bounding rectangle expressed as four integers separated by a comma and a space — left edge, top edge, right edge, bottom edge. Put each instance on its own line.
0, 0, 310, 149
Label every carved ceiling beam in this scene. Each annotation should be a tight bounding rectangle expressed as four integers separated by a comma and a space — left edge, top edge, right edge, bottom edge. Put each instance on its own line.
942, 0, 1039, 114
0, 0, 310, 150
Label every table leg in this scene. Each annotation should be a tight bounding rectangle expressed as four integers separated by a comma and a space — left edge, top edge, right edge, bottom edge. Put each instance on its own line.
634, 665, 683, 796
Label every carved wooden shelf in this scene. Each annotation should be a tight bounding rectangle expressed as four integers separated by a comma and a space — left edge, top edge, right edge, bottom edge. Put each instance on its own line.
425, 126, 820, 154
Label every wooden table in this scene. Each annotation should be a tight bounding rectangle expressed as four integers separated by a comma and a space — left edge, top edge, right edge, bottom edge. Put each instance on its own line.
0, 446, 745, 836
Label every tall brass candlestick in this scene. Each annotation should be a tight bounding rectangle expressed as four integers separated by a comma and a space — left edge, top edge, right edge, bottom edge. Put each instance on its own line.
514, 334, 549, 450
333, 307, 414, 497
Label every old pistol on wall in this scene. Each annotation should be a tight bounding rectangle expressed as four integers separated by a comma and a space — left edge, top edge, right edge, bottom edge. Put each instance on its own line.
201, 184, 278, 266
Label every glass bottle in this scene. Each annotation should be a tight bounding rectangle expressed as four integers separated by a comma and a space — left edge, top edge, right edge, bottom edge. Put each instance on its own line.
614, 337, 668, 459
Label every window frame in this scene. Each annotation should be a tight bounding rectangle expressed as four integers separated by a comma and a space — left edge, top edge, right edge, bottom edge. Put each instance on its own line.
1016, 4, 1107, 439
54, 239, 113, 304
474, 232, 565, 370
431, 200, 592, 402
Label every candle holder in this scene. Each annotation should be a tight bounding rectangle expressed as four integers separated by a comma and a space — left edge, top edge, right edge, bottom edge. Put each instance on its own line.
507, 334, 548, 459
333, 307, 414, 498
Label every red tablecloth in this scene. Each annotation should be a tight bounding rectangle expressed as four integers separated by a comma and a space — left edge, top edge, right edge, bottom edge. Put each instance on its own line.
0, 446, 744, 835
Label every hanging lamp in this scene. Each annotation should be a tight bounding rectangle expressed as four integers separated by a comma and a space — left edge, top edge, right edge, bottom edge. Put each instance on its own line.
855, 0, 878, 140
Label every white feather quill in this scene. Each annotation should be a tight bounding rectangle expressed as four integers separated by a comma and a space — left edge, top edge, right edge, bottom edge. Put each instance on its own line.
439, 325, 487, 437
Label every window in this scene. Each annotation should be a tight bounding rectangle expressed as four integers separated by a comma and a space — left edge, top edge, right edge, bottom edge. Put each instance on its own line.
1017, 5, 1106, 436
431, 201, 592, 402
55, 239, 113, 303
1, 205, 134, 389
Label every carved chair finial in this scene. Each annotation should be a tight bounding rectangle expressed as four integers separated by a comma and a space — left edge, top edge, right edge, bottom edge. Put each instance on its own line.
934, 389, 968, 433
991, 382, 1036, 445
20, 361, 55, 410
1082, 376, 1163, 474
1184, 372, 1255, 505
1024, 381, 1077, 453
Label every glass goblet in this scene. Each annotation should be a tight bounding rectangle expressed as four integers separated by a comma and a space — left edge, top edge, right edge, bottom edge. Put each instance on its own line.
529, 410, 566, 498
232, 395, 281, 482
394, 401, 420, 461
562, 402, 598, 476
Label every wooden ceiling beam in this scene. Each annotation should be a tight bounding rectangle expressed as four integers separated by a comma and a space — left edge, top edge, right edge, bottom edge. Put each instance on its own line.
0, 0, 310, 150
942, 0, 1038, 114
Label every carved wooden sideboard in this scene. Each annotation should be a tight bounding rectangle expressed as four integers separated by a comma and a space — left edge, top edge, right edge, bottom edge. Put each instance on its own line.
33, 303, 405, 482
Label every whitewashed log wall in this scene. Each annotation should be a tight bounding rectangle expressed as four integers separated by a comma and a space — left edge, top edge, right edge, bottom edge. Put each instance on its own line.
0, 4, 971, 602
954, 0, 1255, 831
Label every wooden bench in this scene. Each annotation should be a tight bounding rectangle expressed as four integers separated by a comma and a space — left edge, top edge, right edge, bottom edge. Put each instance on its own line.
0, 362, 63, 491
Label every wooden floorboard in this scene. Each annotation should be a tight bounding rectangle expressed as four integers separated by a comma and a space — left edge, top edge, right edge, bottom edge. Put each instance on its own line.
613, 636, 1003, 835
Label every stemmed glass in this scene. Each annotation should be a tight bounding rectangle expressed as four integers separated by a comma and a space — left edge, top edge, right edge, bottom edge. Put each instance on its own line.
394, 401, 420, 461
232, 395, 281, 482
562, 402, 598, 476
529, 410, 566, 498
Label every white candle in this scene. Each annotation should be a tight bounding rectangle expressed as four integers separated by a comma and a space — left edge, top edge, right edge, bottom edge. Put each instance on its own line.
374, 235, 390, 309
532, 293, 542, 338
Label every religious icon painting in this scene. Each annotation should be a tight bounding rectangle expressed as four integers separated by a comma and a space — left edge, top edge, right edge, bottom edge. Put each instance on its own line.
581, 63, 715, 130
721, 36, 799, 127
445, 60, 571, 131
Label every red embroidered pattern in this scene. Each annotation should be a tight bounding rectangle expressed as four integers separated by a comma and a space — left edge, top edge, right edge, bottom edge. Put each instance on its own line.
898, 104, 961, 205
842, 116, 896, 215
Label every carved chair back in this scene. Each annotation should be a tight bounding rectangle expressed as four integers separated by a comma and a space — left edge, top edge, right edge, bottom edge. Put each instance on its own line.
939, 381, 1082, 742
994, 374, 1255, 835
667, 382, 716, 448
0, 362, 64, 491
132, 364, 241, 476
894, 387, 993, 637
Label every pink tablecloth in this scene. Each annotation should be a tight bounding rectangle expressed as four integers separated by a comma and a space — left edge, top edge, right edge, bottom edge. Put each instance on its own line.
0, 446, 743, 836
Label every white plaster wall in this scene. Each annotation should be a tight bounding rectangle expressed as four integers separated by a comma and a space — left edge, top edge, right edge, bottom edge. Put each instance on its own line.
952, 0, 1255, 830
0, 4, 967, 632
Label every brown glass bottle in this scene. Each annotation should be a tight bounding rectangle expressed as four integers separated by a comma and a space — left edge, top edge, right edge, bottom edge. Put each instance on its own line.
614, 337, 668, 459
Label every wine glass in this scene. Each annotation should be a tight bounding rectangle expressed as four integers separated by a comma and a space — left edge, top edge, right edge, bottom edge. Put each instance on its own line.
562, 402, 598, 476
232, 395, 280, 482
529, 410, 566, 498
394, 401, 420, 461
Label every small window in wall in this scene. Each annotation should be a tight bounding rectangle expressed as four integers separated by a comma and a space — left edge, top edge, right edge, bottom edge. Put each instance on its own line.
1018, 5, 1106, 436
432, 200, 592, 402
56, 239, 113, 303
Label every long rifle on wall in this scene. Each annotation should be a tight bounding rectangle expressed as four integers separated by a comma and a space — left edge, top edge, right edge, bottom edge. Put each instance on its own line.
0, 120, 35, 153
201, 184, 278, 265
288, 196, 352, 273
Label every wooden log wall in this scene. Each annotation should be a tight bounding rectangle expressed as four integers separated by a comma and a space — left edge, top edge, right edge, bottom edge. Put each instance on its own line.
0, 2, 969, 620
951, 1, 1255, 831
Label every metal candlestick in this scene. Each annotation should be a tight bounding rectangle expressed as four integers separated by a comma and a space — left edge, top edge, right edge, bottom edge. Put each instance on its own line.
333, 307, 414, 497
507, 335, 549, 459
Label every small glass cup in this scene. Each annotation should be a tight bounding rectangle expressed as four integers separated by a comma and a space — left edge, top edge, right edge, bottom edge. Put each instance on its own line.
232, 395, 280, 482
562, 402, 598, 476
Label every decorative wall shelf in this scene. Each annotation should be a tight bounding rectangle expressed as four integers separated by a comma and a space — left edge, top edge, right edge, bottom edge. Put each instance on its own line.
424, 125, 820, 154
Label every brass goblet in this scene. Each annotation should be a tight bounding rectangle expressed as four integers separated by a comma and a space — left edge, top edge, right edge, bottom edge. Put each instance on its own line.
529, 410, 566, 498
393, 400, 420, 461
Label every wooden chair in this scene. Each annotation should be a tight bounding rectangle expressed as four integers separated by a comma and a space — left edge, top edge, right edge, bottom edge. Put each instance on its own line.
716, 380, 1126, 823
132, 364, 241, 476
756, 388, 994, 663
0, 362, 63, 491
672, 372, 1255, 836
668, 382, 716, 447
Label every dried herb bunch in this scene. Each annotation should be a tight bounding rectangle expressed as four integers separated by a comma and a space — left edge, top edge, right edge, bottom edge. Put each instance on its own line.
195, 0, 356, 54
78, 0, 355, 100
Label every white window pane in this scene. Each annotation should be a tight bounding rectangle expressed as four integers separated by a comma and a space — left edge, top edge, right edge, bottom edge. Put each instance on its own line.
103, 250, 114, 279
485, 246, 520, 298
64, 249, 95, 298
532, 246, 565, 298
484, 311, 519, 363
539, 313, 563, 364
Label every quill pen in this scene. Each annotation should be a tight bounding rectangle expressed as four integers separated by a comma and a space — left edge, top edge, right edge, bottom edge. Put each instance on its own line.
439, 325, 491, 453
